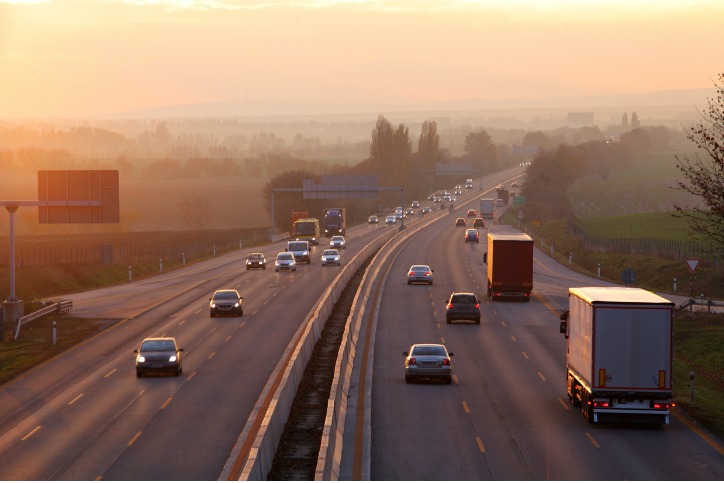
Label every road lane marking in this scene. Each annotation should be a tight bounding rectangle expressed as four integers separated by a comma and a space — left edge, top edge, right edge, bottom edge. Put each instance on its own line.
161, 397, 173, 409
585, 432, 600, 448
463, 401, 470, 413
179, 320, 186, 326
558, 398, 570, 410
453, 375, 459, 385
522, 351, 529, 360
239, 322, 246, 328
538, 372, 547, 382
476, 436, 486, 453
187, 371, 197, 381
195, 309, 201, 314
671, 408, 724, 456
21, 426, 41, 441
225, 335, 232, 342
104, 368, 117, 378
128, 431, 142, 446
510, 335, 517, 342
208, 352, 217, 360
500, 320, 507, 327
68, 393, 84, 406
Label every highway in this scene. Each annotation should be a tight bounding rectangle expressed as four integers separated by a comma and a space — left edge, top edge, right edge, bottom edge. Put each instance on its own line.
1, 165, 721, 480
366, 203, 724, 480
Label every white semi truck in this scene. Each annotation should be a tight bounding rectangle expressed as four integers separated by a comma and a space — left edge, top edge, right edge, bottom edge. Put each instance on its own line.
559, 287, 675, 424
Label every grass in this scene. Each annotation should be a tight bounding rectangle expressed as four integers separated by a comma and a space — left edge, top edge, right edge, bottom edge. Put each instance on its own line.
580, 212, 692, 241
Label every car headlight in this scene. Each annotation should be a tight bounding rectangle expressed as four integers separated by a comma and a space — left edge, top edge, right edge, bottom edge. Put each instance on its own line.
137, 356, 146, 363
169, 355, 177, 362
233, 303, 240, 308
303, 251, 308, 256
210, 303, 217, 308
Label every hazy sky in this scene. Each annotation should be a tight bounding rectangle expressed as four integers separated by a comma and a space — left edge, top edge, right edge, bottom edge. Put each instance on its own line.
0, 0, 722, 119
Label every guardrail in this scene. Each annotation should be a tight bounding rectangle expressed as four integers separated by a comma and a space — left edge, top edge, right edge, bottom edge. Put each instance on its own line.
14, 299, 73, 340
676, 298, 724, 313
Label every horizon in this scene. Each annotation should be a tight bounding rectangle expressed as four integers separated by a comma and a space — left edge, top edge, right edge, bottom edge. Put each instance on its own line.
0, 0, 722, 119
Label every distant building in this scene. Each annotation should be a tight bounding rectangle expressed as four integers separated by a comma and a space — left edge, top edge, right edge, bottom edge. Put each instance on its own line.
567, 112, 595, 127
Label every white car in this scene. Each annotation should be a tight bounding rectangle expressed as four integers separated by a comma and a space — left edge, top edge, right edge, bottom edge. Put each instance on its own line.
385, 215, 396, 224
330, 235, 346, 249
275, 252, 296, 272
321, 249, 341, 266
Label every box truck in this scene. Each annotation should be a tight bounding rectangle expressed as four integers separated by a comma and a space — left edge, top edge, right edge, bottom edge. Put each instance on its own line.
559, 287, 675, 424
479, 198, 495, 219
322, 208, 346, 237
482, 233, 533, 300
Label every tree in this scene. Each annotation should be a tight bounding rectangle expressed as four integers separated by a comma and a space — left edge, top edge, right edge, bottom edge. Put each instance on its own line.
178, 196, 213, 231
673, 73, 724, 248
368, 114, 411, 188
464, 129, 499, 175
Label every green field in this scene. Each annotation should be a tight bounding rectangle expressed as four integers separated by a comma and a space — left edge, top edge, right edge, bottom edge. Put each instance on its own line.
579, 212, 692, 241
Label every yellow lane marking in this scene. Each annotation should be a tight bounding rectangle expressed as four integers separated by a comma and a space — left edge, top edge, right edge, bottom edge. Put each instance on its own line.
239, 322, 246, 328
187, 371, 197, 381
538, 372, 547, 382
128, 431, 142, 446
462, 401, 470, 413
21, 426, 41, 441
208, 352, 217, 360
522, 352, 529, 360
558, 398, 570, 410
585, 432, 600, 448
104, 368, 117, 378
672, 408, 724, 456
161, 397, 172, 409
453, 375, 459, 385
437, 323, 441, 329
68, 393, 84, 406
225, 335, 232, 342
476, 436, 486, 453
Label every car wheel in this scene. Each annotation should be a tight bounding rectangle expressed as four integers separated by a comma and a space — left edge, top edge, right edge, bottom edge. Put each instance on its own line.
407, 281, 411, 285
136, 371, 142, 378
175, 367, 181, 377
445, 376, 452, 385
263, 266, 266, 270
239, 309, 243, 316
429, 281, 433, 285
336, 262, 340, 266
246, 267, 249, 270
405, 375, 412, 384
446, 317, 451, 324
475, 318, 480, 325
275, 268, 279, 272
210, 311, 215, 317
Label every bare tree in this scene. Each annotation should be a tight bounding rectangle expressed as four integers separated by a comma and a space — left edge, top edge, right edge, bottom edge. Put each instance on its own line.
673, 73, 724, 248
178, 196, 213, 231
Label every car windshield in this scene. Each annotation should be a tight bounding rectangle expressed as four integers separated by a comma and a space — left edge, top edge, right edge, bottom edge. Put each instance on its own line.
467, 230, 477, 235
411, 265, 429, 271
141, 340, 175, 352
411, 346, 446, 357
332, 237, 343, 241
248, 254, 263, 260
288, 243, 307, 251
278, 254, 292, 260
214, 291, 237, 300
323, 250, 338, 255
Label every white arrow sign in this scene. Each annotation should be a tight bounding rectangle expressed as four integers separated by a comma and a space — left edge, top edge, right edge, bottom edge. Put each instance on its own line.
685, 258, 701, 273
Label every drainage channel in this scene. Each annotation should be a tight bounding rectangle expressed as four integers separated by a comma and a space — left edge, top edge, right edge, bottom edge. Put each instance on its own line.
267, 256, 372, 480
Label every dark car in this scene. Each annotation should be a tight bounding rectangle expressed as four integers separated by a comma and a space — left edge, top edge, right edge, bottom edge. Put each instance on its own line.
473, 218, 485, 229
209, 288, 244, 317
455, 218, 466, 227
403, 343, 454, 384
246, 252, 266, 270
135, 337, 184, 377
464, 229, 479, 242
445, 292, 481, 324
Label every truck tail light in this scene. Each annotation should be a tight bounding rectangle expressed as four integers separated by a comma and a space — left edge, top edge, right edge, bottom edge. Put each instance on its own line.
653, 402, 671, 409
593, 400, 609, 408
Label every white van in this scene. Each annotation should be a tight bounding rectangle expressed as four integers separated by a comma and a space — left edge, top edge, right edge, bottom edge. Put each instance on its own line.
465, 179, 473, 189
286, 240, 311, 264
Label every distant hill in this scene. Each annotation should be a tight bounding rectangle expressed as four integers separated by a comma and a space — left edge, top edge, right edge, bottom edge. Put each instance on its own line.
106, 88, 712, 120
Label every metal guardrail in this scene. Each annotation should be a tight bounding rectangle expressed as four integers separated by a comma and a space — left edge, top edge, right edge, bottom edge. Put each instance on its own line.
14, 299, 73, 340
676, 298, 724, 313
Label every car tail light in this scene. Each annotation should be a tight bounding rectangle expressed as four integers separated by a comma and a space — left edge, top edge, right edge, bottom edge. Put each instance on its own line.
408, 271, 415, 276
425, 271, 431, 276
442, 358, 450, 366
446, 303, 453, 309
475, 303, 480, 309
409, 357, 416, 365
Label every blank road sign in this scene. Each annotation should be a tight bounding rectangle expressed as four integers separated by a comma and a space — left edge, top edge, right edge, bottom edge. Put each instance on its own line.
38, 170, 120, 223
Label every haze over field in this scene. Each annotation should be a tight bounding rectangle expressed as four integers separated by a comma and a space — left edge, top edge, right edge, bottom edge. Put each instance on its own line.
0, 0, 722, 119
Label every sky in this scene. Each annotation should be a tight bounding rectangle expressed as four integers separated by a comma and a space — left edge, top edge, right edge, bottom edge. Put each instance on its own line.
0, 0, 722, 119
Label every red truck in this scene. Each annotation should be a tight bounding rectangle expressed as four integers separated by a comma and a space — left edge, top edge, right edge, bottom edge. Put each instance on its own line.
482, 233, 534, 300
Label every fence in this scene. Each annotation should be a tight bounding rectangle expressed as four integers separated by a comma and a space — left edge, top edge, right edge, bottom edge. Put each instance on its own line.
0, 227, 270, 268
568, 219, 722, 269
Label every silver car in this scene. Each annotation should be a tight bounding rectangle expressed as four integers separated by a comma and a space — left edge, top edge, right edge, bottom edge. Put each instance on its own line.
403, 344, 454, 384
385, 215, 396, 224
407, 265, 433, 285
275, 252, 297, 272
330, 235, 346, 249
321, 249, 341, 266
